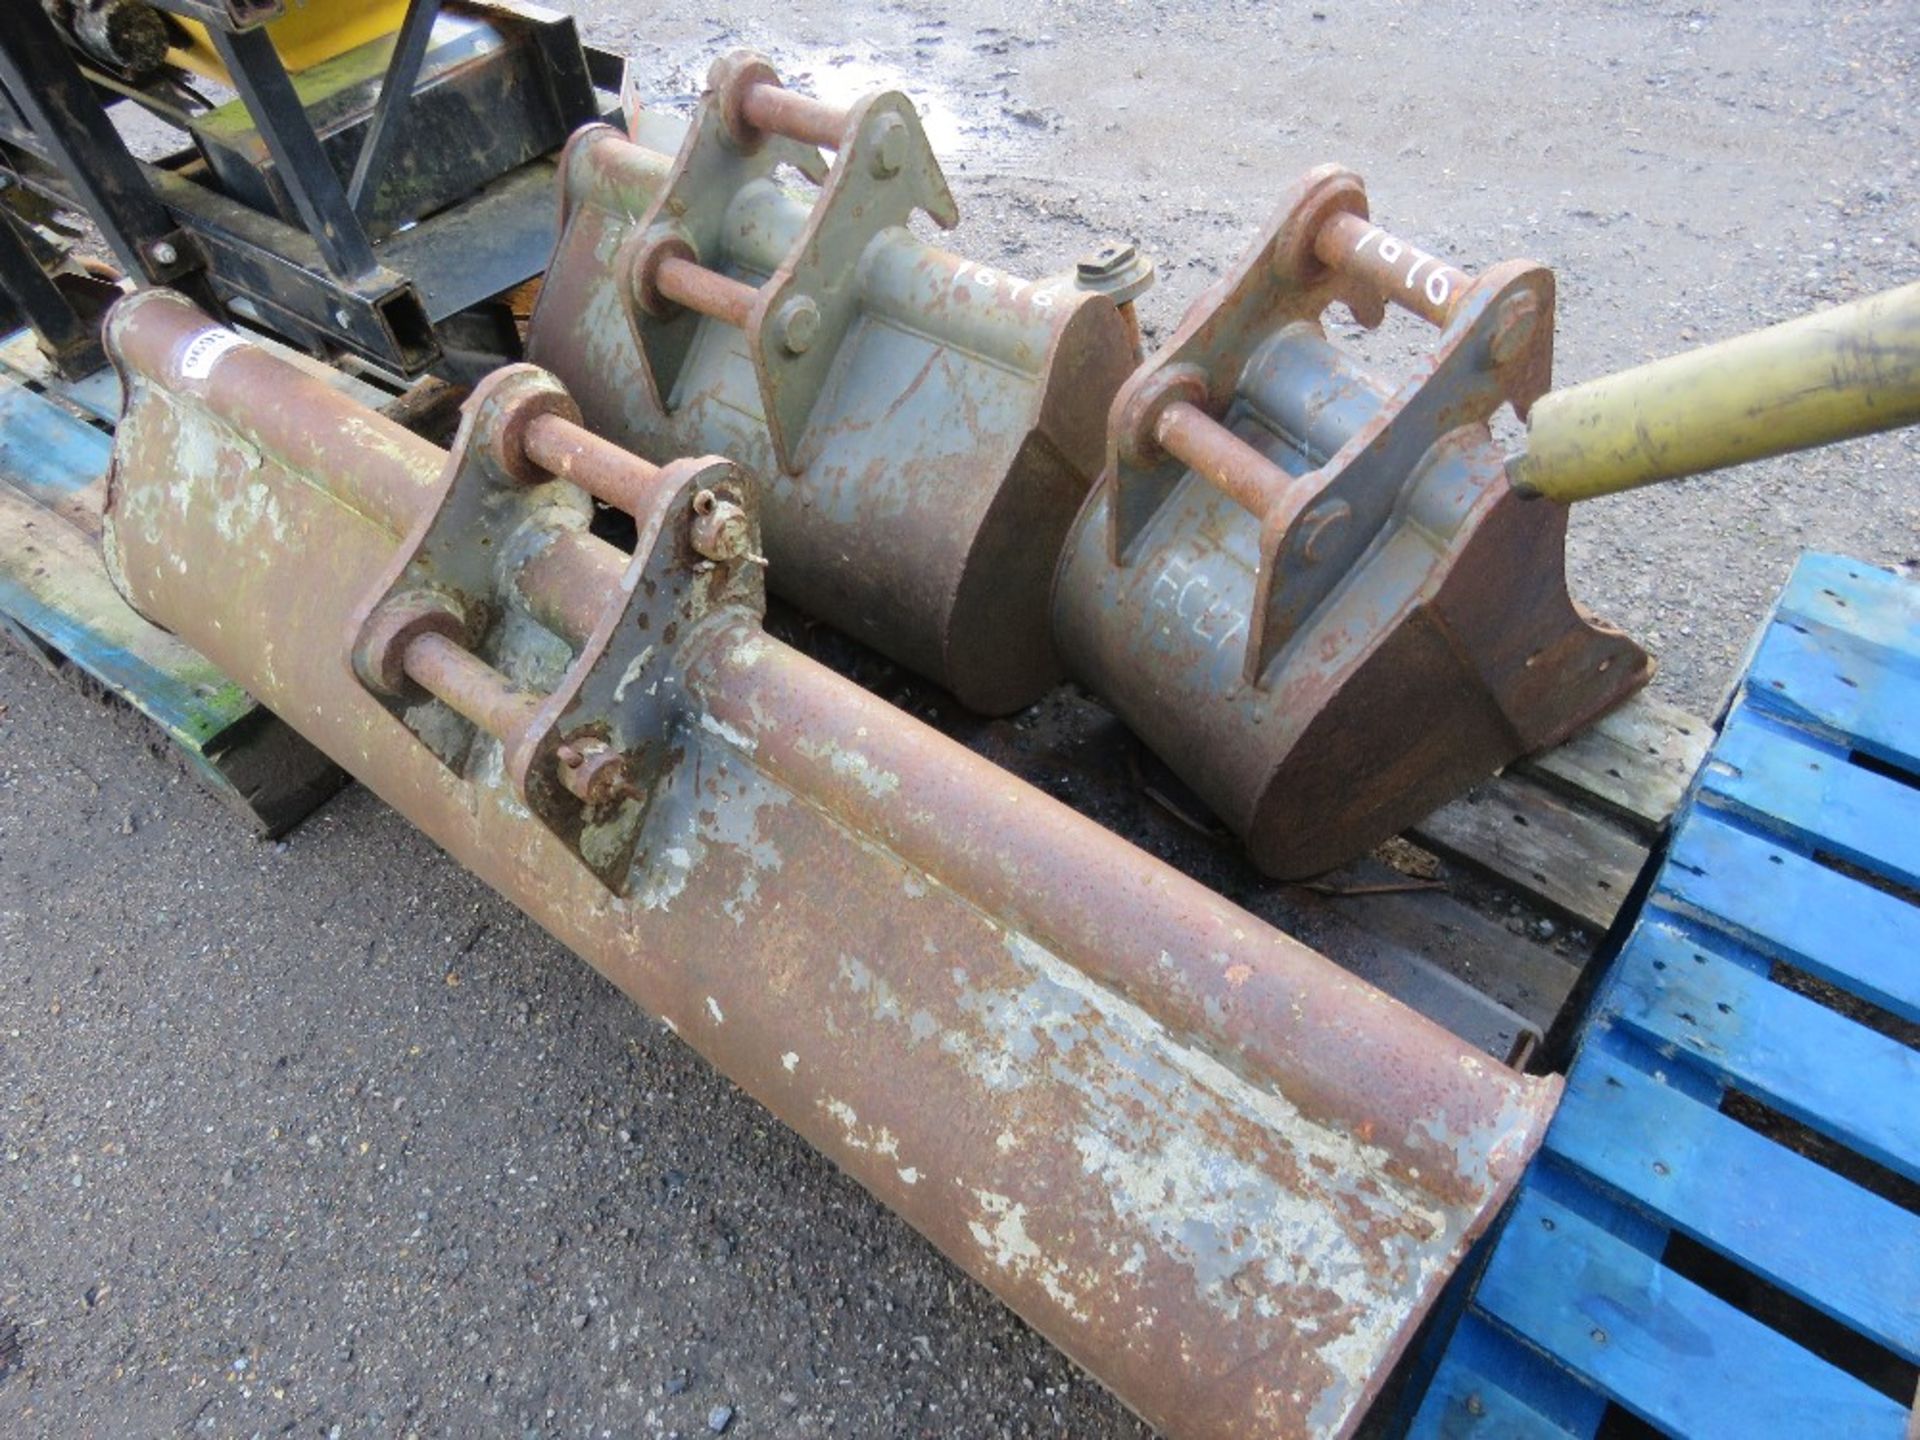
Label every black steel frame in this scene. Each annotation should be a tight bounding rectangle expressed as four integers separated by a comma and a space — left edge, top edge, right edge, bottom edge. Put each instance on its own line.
0, 4, 210, 295
0, 204, 108, 376
0, 0, 614, 378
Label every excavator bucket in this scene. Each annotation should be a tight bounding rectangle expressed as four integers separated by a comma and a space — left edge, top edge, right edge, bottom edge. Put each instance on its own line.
526, 54, 1142, 715
101, 288, 1558, 1440
524, 64, 1654, 878
1052, 166, 1654, 879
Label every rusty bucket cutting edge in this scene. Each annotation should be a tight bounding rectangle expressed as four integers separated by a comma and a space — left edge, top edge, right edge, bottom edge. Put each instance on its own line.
102, 288, 1560, 1440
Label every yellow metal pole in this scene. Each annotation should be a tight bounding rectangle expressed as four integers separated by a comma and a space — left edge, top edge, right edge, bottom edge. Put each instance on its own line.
1510, 281, 1920, 502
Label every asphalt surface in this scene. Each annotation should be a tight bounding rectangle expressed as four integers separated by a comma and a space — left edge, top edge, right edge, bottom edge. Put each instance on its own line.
2, 2, 1916, 1436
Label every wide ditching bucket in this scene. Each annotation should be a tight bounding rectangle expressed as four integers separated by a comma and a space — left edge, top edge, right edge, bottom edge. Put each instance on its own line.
102, 287, 1558, 1440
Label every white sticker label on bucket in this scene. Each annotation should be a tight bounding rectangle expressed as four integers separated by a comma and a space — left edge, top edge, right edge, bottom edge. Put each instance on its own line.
178, 326, 251, 380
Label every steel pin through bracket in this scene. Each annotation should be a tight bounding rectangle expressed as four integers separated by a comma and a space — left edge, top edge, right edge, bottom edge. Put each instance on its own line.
347, 365, 765, 891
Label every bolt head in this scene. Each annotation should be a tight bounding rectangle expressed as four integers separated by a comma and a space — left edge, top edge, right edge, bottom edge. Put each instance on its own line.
554, 737, 631, 807
1298, 499, 1353, 564
1488, 293, 1541, 367
1077, 242, 1138, 282
690, 490, 756, 565
148, 240, 178, 267
1074, 241, 1154, 305
868, 114, 909, 178
775, 295, 821, 355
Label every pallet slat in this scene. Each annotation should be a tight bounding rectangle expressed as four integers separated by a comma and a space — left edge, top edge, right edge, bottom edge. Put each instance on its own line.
1663, 815, 1920, 1024
1553, 1046, 1920, 1360
1702, 709, 1920, 892
1411, 1356, 1582, 1439
1475, 1190, 1910, 1440
1606, 924, 1920, 1183
1743, 619, 1920, 778
1777, 553, 1920, 659
0, 379, 111, 519
1519, 691, 1712, 837
1314, 871, 1581, 1037
1411, 776, 1645, 934
1408, 1316, 1601, 1439
0, 328, 121, 422
1277, 883, 1543, 1062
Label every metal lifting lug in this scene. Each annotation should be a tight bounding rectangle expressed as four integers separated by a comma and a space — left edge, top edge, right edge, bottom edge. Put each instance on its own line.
1052, 165, 1653, 880
528, 54, 1142, 715
344, 363, 765, 892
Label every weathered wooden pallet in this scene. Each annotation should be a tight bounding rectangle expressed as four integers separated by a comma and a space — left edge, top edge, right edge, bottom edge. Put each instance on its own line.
1238, 686, 1712, 1064
1402, 551, 1920, 1438
0, 328, 347, 836
1414, 691, 1709, 937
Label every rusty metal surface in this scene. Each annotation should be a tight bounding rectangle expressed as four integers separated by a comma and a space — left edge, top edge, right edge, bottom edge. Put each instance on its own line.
103, 288, 1561, 1440
525, 59, 1137, 716
1052, 166, 1652, 880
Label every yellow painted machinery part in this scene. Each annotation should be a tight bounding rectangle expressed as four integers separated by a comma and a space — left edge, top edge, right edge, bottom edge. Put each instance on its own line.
1511, 280, 1920, 502
167, 0, 411, 80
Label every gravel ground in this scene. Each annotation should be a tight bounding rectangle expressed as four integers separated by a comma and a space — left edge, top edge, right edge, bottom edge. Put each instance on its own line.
2, 2, 1916, 1437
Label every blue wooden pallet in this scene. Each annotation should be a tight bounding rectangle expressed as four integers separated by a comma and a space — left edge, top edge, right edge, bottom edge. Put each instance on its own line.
1406, 552, 1920, 1440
